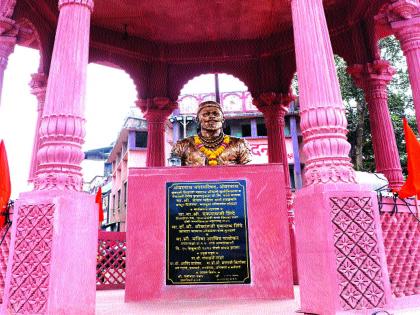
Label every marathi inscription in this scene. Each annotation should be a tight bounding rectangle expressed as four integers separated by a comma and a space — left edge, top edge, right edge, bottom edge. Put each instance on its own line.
166, 180, 250, 285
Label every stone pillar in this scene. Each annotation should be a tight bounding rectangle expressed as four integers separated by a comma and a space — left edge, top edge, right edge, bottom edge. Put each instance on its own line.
137, 97, 177, 167
0, 15, 17, 105
28, 73, 47, 184
252, 92, 294, 206
348, 60, 404, 190
291, 0, 392, 313
377, 0, 420, 127
2, 1, 97, 314
253, 92, 298, 283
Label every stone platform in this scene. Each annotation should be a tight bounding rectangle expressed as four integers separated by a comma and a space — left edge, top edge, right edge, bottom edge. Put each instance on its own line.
95, 287, 420, 315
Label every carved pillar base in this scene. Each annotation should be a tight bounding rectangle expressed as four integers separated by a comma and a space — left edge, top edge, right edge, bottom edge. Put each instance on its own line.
295, 184, 392, 314
2, 190, 97, 315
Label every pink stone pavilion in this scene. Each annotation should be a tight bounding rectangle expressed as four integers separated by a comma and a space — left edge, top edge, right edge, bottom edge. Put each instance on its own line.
0, 0, 419, 314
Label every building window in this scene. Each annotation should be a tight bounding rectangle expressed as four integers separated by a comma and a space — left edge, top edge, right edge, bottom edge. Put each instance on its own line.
117, 189, 121, 212
257, 123, 267, 136
123, 182, 128, 209
112, 194, 116, 215
135, 131, 148, 148
241, 123, 251, 137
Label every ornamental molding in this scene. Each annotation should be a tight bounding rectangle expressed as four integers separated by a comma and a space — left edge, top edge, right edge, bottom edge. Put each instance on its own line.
347, 60, 395, 90
304, 160, 356, 185
34, 172, 83, 191
30, 73, 48, 105
0, 0, 16, 19
252, 92, 294, 114
376, 0, 420, 28
58, 0, 94, 12
136, 97, 178, 122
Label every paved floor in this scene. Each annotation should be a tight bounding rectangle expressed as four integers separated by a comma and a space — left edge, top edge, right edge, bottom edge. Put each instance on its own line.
96, 287, 420, 315
96, 287, 301, 315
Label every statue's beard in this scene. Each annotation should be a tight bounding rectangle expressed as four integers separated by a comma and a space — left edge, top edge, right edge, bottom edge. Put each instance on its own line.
201, 121, 222, 131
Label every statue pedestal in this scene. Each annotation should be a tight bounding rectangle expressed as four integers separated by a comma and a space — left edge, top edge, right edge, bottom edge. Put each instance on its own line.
125, 164, 293, 301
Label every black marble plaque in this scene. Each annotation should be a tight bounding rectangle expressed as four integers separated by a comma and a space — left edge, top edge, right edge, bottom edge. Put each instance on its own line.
166, 180, 250, 285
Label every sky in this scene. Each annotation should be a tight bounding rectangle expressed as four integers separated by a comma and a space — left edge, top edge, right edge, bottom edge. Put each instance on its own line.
0, 46, 249, 198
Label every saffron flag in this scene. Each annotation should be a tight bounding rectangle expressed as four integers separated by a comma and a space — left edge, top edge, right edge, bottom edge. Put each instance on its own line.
96, 186, 104, 224
0, 140, 11, 227
396, 118, 420, 199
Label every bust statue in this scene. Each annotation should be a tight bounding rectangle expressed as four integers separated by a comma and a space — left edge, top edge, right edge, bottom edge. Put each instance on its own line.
171, 101, 252, 166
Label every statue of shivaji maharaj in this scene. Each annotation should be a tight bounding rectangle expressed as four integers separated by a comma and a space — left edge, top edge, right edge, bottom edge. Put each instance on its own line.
171, 101, 252, 166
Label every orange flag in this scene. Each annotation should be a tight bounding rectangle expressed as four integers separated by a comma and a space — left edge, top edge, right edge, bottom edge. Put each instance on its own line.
396, 118, 420, 199
95, 186, 104, 224
0, 140, 11, 227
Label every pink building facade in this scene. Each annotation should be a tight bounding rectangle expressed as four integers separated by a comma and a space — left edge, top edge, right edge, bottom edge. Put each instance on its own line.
0, 0, 419, 314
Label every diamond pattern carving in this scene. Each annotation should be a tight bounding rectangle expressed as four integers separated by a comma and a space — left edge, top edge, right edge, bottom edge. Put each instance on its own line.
330, 197, 386, 310
0, 224, 12, 303
7, 204, 54, 314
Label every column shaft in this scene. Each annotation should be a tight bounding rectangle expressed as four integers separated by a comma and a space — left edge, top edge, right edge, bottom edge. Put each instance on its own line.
35, 0, 93, 190
28, 73, 47, 183
348, 61, 404, 190
292, 0, 355, 186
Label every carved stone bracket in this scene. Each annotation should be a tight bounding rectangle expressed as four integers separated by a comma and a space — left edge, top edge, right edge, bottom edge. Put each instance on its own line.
0, 1, 17, 20
30, 73, 48, 107
348, 60, 395, 88
376, 0, 420, 52
136, 97, 178, 167
136, 97, 178, 122
0, 17, 17, 70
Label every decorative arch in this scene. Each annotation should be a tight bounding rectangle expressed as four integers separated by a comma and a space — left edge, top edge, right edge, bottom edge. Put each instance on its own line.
168, 60, 259, 101
89, 48, 147, 99
176, 72, 255, 115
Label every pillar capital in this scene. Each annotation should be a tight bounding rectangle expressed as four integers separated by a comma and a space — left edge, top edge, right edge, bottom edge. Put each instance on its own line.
347, 60, 395, 91
0, 17, 17, 70
58, 0, 94, 12
30, 73, 48, 107
136, 97, 177, 167
136, 97, 178, 122
252, 92, 294, 125
376, 0, 420, 52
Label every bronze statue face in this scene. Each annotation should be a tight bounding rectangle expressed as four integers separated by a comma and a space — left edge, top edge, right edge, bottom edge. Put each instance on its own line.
197, 106, 224, 132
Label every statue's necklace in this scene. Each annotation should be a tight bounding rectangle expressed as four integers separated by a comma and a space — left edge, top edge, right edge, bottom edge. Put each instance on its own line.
197, 132, 224, 148
194, 135, 230, 166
